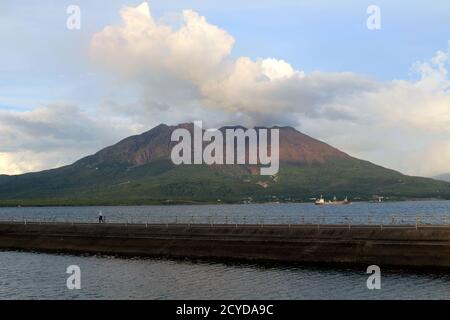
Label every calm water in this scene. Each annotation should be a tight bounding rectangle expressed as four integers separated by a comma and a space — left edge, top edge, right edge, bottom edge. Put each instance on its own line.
0, 201, 449, 299
0, 201, 449, 225
0, 251, 449, 299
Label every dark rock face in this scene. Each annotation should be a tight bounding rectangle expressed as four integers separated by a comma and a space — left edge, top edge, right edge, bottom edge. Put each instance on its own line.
79, 123, 351, 168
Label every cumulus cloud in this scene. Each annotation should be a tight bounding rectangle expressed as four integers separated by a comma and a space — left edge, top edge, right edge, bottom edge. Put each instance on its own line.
90, 2, 377, 123
301, 45, 450, 176
91, 2, 234, 84
90, 2, 380, 128
0, 104, 138, 174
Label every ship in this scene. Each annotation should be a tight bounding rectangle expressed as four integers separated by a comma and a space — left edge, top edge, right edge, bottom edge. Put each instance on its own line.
314, 195, 351, 205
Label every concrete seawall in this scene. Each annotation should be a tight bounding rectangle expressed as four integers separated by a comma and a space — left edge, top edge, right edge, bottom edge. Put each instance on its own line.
1, 222, 450, 268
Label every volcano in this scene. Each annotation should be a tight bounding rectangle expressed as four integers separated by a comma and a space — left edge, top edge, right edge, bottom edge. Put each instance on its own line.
0, 123, 449, 205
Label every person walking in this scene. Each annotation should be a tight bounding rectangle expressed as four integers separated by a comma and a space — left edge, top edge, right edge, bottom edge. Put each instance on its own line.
98, 211, 104, 223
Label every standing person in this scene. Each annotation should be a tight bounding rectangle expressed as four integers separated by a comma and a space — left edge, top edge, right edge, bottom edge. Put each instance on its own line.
98, 211, 104, 223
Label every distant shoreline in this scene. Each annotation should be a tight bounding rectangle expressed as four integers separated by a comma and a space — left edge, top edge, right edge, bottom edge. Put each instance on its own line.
0, 197, 447, 208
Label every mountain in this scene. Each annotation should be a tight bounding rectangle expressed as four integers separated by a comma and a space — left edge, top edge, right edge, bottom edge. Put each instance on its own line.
434, 173, 450, 182
1, 123, 450, 205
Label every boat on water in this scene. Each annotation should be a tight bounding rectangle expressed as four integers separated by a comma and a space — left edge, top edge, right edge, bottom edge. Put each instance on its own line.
314, 195, 351, 205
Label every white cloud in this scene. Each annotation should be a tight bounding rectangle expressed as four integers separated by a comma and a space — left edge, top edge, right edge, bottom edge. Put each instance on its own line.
0, 104, 138, 174
301, 44, 450, 176
90, 2, 376, 121
90, 2, 234, 84
89, 1, 383, 138
0, 151, 44, 175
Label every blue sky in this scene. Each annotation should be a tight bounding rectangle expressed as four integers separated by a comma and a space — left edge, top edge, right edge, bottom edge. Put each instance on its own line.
0, 1, 449, 176
1, 0, 449, 110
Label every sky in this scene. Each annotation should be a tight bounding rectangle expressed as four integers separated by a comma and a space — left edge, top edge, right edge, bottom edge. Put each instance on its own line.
0, 0, 450, 176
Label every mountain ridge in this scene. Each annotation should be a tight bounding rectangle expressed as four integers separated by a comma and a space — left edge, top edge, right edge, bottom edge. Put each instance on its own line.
434, 173, 450, 182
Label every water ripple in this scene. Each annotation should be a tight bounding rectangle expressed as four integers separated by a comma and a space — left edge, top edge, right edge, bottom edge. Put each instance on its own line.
0, 251, 449, 299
